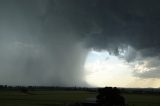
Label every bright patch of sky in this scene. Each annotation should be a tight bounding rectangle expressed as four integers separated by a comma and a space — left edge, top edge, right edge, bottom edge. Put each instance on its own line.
85, 50, 160, 88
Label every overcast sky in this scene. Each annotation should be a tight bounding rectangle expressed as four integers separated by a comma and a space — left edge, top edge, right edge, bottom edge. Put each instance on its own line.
0, 0, 160, 87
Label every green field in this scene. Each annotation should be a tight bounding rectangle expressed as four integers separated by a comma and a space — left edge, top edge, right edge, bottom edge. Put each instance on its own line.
0, 90, 159, 106
124, 93, 160, 106
0, 91, 95, 106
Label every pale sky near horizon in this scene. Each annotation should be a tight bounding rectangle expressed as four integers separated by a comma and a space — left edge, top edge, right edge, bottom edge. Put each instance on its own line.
85, 51, 160, 88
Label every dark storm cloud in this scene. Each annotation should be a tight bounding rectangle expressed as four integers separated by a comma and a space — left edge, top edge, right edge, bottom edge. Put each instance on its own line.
55, 0, 160, 56
0, 0, 160, 86
0, 0, 88, 86
82, 0, 160, 52
69, 0, 160, 78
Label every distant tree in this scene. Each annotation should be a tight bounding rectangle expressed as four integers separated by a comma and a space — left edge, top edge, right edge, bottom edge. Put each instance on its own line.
96, 87, 125, 106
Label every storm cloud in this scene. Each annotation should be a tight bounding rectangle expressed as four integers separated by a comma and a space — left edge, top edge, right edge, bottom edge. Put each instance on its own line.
0, 0, 160, 86
0, 0, 88, 86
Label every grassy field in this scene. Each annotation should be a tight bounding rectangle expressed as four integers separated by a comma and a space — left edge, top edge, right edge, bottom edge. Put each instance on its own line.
0, 91, 95, 106
123, 93, 160, 106
0, 90, 159, 106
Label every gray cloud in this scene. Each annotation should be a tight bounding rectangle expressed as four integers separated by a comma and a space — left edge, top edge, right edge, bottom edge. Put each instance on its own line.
134, 69, 160, 78
0, 0, 88, 86
132, 57, 160, 78
83, 0, 160, 52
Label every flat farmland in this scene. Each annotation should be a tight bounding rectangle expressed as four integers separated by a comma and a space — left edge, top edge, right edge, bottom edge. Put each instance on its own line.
0, 91, 95, 106
0, 90, 159, 106
123, 93, 160, 106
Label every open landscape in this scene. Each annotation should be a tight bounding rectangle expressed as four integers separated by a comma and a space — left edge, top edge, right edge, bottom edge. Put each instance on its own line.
0, 89, 160, 106
0, 0, 160, 106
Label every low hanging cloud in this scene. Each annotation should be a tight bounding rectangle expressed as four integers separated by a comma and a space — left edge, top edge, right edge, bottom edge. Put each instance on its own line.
81, 0, 160, 79
0, 0, 88, 86
0, 0, 160, 86
75, 0, 160, 79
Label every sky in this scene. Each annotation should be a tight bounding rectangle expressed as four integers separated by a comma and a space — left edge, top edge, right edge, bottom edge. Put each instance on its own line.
85, 51, 160, 88
0, 0, 160, 88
